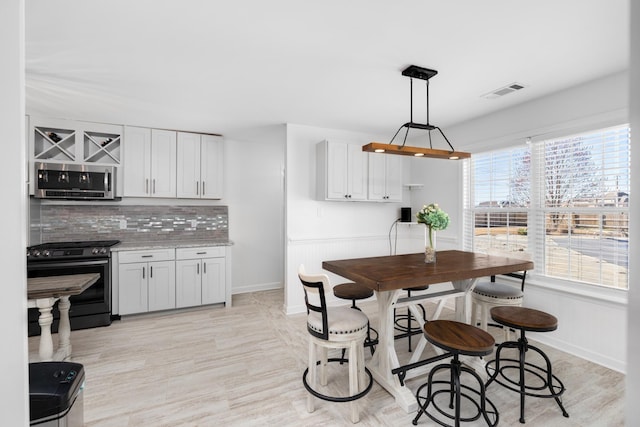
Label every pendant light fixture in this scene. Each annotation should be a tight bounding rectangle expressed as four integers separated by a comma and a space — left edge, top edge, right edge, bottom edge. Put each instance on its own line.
362, 65, 471, 160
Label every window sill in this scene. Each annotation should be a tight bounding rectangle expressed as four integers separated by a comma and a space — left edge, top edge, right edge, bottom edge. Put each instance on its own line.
526, 275, 627, 305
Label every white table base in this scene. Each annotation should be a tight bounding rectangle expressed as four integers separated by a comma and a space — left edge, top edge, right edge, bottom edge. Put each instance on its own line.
368, 279, 478, 413
28, 296, 73, 362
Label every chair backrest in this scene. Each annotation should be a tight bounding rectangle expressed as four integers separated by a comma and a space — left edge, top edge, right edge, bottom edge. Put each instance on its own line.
486, 249, 530, 291
490, 271, 527, 291
298, 265, 330, 340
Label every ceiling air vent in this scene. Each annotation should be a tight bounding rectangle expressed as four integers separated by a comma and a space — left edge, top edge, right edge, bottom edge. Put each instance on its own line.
481, 82, 527, 99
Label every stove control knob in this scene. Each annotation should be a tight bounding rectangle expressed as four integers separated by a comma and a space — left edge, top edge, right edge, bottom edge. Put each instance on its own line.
91, 248, 99, 255
32, 250, 40, 257
42, 250, 51, 257
99, 248, 107, 254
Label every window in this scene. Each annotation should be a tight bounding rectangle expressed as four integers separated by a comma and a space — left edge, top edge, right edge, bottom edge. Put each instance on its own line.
464, 125, 630, 290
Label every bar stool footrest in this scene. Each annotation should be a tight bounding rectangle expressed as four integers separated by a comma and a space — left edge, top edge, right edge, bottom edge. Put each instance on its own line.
413, 363, 499, 427
302, 358, 373, 403
485, 357, 566, 400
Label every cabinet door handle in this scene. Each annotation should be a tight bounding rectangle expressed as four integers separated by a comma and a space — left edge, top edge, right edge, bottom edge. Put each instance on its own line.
196, 181, 199, 195
142, 266, 145, 279
196, 251, 206, 255
202, 181, 205, 196
145, 178, 149, 194
203, 262, 207, 274
150, 266, 153, 278
153, 179, 156, 194
141, 255, 153, 258
197, 263, 200, 275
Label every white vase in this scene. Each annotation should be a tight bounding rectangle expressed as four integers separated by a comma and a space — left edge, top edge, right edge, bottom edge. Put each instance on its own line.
424, 226, 436, 263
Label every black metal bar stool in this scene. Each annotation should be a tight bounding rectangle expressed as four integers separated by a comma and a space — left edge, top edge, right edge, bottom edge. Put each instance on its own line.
394, 285, 428, 352
413, 320, 498, 427
333, 282, 378, 356
485, 306, 569, 424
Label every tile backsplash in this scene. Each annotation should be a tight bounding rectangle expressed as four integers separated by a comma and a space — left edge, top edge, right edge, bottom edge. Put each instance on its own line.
32, 204, 229, 244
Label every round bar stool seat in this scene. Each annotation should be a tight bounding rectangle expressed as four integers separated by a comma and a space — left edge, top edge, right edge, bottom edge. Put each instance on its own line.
395, 285, 429, 352
413, 320, 499, 426
485, 306, 569, 424
333, 282, 374, 303
490, 306, 557, 332
333, 282, 378, 356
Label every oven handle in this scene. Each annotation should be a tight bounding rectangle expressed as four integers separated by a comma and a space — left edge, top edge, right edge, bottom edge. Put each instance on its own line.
27, 258, 110, 269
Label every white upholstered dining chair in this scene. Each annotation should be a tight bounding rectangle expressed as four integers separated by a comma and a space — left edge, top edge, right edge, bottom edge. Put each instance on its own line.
471, 250, 530, 341
298, 265, 373, 423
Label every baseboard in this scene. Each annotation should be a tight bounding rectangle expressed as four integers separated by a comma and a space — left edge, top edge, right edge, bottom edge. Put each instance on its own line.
529, 332, 626, 373
232, 282, 282, 295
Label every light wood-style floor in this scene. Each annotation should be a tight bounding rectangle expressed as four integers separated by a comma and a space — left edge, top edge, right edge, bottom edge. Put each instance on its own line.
29, 289, 624, 426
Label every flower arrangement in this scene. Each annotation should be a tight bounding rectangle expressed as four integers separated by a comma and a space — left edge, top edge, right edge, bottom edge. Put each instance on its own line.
416, 203, 449, 263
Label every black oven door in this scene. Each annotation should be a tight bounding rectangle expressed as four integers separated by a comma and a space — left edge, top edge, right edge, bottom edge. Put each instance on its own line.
27, 259, 112, 336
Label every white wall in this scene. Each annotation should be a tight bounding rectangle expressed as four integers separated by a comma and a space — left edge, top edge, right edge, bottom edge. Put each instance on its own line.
429, 72, 630, 372
225, 125, 285, 294
284, 123, 418, 314
626, 1, 640, 424
450, 71, 628, 152
0, 0, 29, 424
407, 157, 464, 247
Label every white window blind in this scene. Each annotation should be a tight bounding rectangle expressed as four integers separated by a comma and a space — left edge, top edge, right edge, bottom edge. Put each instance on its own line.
465, 125, 630, 290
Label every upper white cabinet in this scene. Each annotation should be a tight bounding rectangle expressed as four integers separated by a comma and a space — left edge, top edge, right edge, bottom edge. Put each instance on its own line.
368, 153, 403, 202
123, 127, 177, 198
30, 116, 122, 165
176, 132, 224, 199
317, 140, 368, 201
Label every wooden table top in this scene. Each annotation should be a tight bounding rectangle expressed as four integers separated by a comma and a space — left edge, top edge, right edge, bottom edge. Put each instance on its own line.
27, 273, 100, 300
322, 250, 534, 292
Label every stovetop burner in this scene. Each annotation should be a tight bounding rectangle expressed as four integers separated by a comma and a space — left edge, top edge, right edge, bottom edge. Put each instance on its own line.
30, 240, 121, 250
27, 240, 121, 261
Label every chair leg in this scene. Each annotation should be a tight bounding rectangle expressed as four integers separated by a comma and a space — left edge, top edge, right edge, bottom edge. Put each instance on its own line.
358, 341, 367, 392
320, 347, 328, 386
349, 340, 360, 423
471, 301, 478, 327
307, 340, 316, 413
480, 303, 489, 332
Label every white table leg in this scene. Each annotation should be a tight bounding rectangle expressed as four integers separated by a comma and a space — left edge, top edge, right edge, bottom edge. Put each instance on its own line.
452, 278, 477, 322
35, 297, 58, 362
369, 289, 418, 413
370, 281, 481, 412
55, 296, 72, 360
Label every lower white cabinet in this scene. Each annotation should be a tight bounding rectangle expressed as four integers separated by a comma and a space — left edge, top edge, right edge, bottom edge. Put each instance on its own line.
114, 245, 231, 316
176, 247, 226, 308
117, 249, 176, 315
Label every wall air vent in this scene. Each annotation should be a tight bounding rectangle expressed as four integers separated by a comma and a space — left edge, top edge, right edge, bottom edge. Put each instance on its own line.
481, 82, 527, 99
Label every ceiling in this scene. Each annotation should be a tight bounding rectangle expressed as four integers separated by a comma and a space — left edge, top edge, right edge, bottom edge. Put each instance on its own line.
25, 0, 629, 140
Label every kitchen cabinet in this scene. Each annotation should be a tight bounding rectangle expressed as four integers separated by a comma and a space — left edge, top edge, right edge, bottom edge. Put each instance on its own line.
176, 132, 224, 199
175, 247, 226, 308
113, 244, 232, 316
123, 126, 177, 198
28, 116, 123, 195
117, 249, 176, 315
317, 140, 368, 201
367, 153, 403, 202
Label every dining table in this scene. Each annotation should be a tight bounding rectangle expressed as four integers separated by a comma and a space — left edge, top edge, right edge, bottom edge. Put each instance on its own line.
322, 249, 534, 413
27, 273, 100, 362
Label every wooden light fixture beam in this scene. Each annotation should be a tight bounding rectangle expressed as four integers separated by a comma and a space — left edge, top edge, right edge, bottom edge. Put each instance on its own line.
365, 65, 471, 160
362, 142, 471, 159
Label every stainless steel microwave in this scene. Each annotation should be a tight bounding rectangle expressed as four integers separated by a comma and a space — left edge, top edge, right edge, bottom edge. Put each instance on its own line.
34, 162, 116, 200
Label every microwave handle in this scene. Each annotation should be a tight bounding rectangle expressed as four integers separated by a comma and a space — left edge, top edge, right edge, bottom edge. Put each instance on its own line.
104, 170, 111, 191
